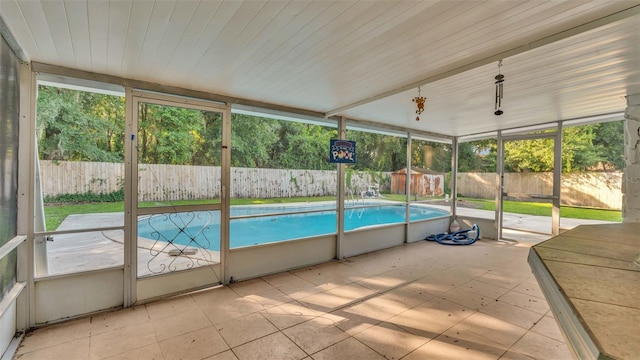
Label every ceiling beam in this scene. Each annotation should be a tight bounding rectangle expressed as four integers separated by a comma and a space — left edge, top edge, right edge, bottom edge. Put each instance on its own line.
31, 61, 334, 121
324, 5, 640, 118
0, 15, 28, 62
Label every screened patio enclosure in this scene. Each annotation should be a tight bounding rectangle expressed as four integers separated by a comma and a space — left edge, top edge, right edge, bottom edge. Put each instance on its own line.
1, 1, 639, 357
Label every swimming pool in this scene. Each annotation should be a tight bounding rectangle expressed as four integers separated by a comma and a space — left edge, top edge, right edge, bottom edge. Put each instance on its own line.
137, 203, 449, 250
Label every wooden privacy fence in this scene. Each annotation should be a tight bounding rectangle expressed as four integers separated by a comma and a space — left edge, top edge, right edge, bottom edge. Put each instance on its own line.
457, 172, 622, 210
39, 161, 390, 201
39, 161, 622, 209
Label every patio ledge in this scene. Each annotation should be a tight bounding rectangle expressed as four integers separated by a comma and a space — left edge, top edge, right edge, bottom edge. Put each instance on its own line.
528, 223, 640, 360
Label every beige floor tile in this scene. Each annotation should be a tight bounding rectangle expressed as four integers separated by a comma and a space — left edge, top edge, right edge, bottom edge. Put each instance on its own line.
201, 297, 261, 325
145, 294, 200, 321
530, 315, 564, 342
498, 350, 537, 359
510, 281, 545, 299
260, 301, 320, 330
191, 286, 240, 308
215, 312, 278, 348
475, 271, 523, 290
354, 322, 429, 360
15, 338, 89, 360
103, 343, 163, 360
232, 332, 307, 360
310, 337, 385, 360
15, 238, 573, 360
381, 282, 434, 307
454, 312, 527, 348
508, 331, 572, 360
298, 283, 374, 312
277, 280, 326, 301
151, 307, 212, 341
158, 326, 228, 360
479, 300, 544, 330
388, 298, 473, 338
322, 308, 380, 336
17, 317, 91, 354
328, 282, 376, 301
89, 322, 158, 360
440, 325, 510, 356
403, 334, 504, 360
441, 287, 495, 310
262, 271, 305, 288
230, 278, 276, 297
355, 273, 410, 292
459, 279, 512, 299
428, 272, 475, 288
203, 350, 238, 360
91, 306, 150, 336
283, 316, 349, 354
341, 292, 414, 324
411, 277, 459, 296
497, 290, 550, 315
243, 288, 292, 310
292, 263, 363, 288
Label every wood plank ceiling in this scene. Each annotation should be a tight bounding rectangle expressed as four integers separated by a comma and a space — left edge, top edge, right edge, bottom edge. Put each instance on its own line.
1, 0, 638, 137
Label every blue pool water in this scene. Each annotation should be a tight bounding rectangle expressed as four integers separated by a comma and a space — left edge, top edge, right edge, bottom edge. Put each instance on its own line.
137, 203, 448, 250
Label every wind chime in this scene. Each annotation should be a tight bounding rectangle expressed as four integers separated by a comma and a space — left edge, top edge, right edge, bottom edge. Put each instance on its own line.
494, 60, 504, 115
412, 86, 426, 121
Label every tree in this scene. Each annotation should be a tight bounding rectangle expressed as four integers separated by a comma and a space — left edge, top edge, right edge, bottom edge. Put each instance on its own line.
412, 140, 452, 172
37, 86, 124, 162
37, 84, 624, 173
502, 124, 624, 173
593, 121, 624, 171
137, 104, 204, 165
457, 139, 496, 172
348, 131, 406, 171
230, 114, 281, 168
191, 111, 223, 166
270, 122, 337, 170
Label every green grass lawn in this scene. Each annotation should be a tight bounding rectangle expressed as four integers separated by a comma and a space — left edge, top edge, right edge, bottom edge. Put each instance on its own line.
384, 194, 621, 222
44, 194, 621, 231
461, 198, 622, 222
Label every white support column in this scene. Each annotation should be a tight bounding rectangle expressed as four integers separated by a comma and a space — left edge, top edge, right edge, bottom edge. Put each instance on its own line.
623, 93, 640, 223
16, 62, 36, 328
335, 117, 346, 259
123, 87, 135, 307
552, 123, 562, 235
405, 133, 412, 243
496, 131, 504, 240
451, 137, 458, 219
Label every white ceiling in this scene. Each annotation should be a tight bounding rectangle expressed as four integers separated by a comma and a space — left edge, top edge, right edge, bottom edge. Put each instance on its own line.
1, 0, 639, 137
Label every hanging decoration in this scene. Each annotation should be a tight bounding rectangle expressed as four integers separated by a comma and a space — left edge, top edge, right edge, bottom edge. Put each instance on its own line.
494, 60, 504, 116
412, 86, 427, 121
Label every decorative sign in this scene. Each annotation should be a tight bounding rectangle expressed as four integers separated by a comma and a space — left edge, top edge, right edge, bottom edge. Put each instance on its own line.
329, 140, 356, 164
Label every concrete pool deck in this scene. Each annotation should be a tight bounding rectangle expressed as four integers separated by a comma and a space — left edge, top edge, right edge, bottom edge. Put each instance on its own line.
42, 206, 613, 276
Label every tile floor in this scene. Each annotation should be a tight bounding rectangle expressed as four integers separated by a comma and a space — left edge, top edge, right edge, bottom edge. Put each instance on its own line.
14, 239, 573, 360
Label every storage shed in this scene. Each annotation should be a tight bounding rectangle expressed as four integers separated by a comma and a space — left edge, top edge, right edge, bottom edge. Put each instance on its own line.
391, 168, 444, 196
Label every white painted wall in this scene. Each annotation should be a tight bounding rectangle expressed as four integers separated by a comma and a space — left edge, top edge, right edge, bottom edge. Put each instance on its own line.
137, 265, 221, 302
35, 270, 123, 324
228, 236, 336, 282
0, 300, 17, 358
407, 217, 450, 243
342, 225, 405, 258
